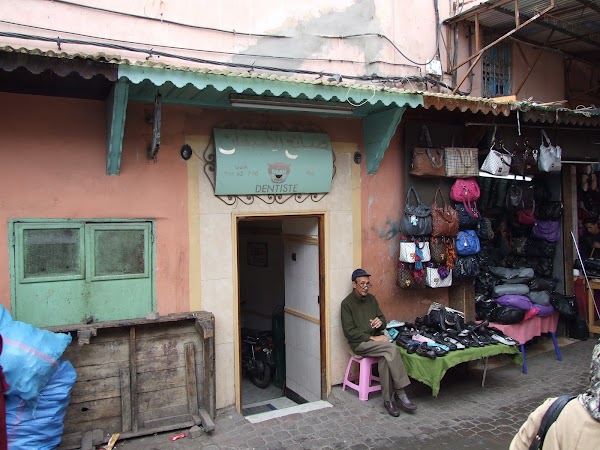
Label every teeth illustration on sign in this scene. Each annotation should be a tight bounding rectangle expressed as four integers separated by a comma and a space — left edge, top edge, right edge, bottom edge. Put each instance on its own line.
285, 150, 299, 160
219, 147, 235, 155
268, 162, 291, 183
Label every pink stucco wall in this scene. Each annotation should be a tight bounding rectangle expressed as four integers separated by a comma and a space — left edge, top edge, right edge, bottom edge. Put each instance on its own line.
0, 93, 190, 314
361, 127, 447, 322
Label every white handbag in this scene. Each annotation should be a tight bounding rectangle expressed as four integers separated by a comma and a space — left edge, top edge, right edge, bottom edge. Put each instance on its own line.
425, 267, 452, 288
399, 240, 431, 263
539, 130, 562, 173
480, 144, 512, 176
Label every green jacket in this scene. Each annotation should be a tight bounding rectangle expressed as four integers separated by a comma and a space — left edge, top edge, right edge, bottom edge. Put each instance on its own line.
341, 291, 387, 351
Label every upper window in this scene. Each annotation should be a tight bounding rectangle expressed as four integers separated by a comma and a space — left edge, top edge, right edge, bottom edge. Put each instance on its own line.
482, 41, 511, 98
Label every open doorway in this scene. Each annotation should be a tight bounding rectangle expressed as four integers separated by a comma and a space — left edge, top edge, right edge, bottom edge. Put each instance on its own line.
237, 215, 326, 418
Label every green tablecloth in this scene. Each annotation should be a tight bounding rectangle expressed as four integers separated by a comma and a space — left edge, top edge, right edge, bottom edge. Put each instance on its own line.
398, 344, 523, 396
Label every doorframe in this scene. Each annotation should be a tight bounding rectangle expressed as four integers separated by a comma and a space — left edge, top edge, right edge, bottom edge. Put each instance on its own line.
232, 211, 329, 413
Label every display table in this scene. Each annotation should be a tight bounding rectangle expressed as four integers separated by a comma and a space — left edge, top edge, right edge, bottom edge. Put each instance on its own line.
575, 277, 600, 334
488, 313, 561, 374
397, 344, 522, 396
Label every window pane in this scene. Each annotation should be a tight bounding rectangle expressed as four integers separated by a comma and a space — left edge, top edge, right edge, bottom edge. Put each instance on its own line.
94, 229, 145, 276
23, 228, 81, 278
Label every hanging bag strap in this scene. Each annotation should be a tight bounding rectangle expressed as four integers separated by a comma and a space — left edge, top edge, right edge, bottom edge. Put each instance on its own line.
405, 187, 423, 209
541, 129, 552, 148
426, 149, 444, 168
528, 395, 576, 450
419, 125, 433, 148
434, 188, 447, 207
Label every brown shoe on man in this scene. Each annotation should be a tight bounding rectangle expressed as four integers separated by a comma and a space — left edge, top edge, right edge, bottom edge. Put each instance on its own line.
383, 400, 400, 417
393, 392, 417, 413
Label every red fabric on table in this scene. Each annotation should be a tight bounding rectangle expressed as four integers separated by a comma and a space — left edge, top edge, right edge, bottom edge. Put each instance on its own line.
488, 313, 559, 345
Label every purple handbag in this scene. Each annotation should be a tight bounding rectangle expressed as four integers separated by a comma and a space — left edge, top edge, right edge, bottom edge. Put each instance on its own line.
495, 294, 533, 311
532, 304, 555, 317
532, 220, 560, 243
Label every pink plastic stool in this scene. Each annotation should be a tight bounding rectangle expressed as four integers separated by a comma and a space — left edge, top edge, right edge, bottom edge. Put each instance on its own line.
342, 354, 381, 401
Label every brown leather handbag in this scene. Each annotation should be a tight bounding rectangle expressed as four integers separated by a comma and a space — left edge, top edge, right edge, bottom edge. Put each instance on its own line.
431, 188, 459, 237
410, 125, 446, 177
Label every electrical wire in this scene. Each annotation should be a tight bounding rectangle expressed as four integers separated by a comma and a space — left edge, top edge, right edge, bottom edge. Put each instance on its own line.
3, 1, 469, 94
43, 0, 441, 68
45, 0, 289, 38
0, 29, 468, 93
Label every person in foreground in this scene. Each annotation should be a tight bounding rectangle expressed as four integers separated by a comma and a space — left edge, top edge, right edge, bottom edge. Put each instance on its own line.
340, 268, 417, 417
509, 339, 600, 450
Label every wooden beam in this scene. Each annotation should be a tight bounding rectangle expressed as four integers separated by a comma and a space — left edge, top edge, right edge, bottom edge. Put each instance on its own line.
363, 106, 406, 175
475, 15, 481, 52
449, 1, 555, 73
106, 79, 129, 175
515, 0, 520, 27
445, 0, 516, 24
452, 52, 483, 95
515, 30, 556, 96
494, 3, 600, 50
573, 0, 600, 16
515, 42, 531, 69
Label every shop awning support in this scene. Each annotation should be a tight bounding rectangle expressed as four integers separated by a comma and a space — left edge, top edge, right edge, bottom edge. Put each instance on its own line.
363, 106, 406, 175
106, 79, 129, 175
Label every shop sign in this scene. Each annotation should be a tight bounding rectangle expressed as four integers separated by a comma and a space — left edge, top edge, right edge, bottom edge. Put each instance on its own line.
213, 129, 333, 195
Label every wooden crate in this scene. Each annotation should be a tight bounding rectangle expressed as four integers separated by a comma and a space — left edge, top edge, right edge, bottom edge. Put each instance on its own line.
47, 312, 215, 449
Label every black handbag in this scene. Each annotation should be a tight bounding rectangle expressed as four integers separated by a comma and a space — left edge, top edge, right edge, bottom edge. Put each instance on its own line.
549, 294, 577, 319
491, 306, 525, 324
535, 201, 563, 220
454, 255, 480, 278
475, 269, 496, 295
535, 258, 554, 277
476, 217, 494, 241
529, 277, 558, 292
400, 187, 432, 236
526, 238, 557, 259
455, 203, 480, 230
476, 298, 499, 321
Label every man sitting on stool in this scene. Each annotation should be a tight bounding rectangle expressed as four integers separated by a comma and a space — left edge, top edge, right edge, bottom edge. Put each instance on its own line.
341, 268, 417, 417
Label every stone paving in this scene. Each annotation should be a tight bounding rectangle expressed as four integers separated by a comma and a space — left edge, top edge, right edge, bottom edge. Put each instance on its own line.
118, 337, 597, 450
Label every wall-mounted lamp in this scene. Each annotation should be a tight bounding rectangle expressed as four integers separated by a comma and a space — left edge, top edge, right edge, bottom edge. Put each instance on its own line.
180, 144, 193, 161
229, 94, 356, 116
353, 151, 362, 164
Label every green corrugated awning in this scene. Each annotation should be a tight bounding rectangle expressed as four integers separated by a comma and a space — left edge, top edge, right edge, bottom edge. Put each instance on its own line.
118, 63, 424, 116
116, 64, 424, 174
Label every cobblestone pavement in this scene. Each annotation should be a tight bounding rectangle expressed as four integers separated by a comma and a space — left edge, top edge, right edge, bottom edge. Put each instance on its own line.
119, 338, 597, 450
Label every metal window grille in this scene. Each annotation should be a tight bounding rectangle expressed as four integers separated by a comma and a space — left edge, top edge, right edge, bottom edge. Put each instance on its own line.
482, 42, 511, 98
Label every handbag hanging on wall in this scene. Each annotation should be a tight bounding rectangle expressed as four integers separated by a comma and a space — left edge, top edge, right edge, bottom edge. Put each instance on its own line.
511, 136, 539, 176
453, 255, 480, 278
410, 125, 446, 177
396, 262, 425, 289
445, 147, 479, 178
480, 142, 512, 176
425, 264, 452, 288
539, 130, 562, 173
431, 188, 459, 237
400, 187, 432, 236
399, 237, 431, 264
430, 236, 455, 264
532, 220, 561, 243
456, 230, 481, 256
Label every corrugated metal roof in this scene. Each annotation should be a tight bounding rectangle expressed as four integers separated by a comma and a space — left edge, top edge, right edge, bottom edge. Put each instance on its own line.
446, 0, 600, 65
1, 44, 598, 126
